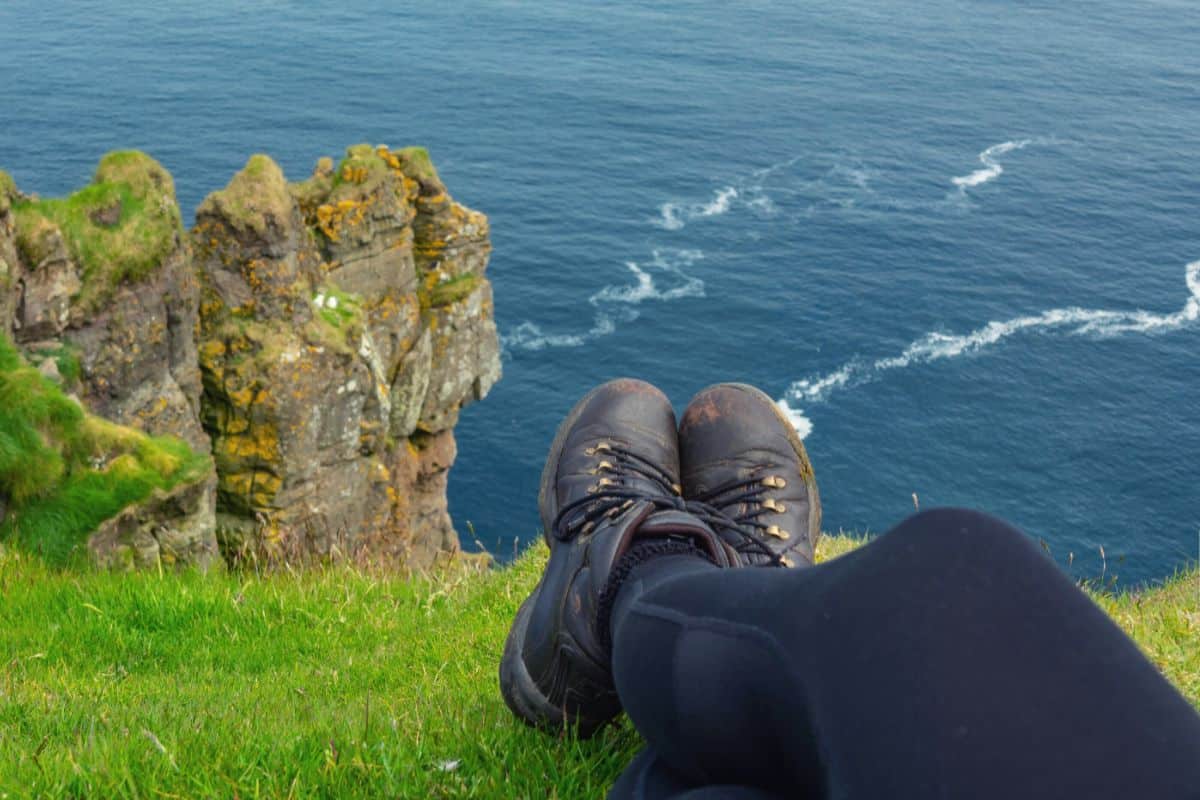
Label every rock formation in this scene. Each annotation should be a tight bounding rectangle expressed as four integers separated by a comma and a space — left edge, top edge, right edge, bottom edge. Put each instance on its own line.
1, 158, 217, 568
0, 144, 500, 569
0, 332, 218, 570
1, 154, 207, 450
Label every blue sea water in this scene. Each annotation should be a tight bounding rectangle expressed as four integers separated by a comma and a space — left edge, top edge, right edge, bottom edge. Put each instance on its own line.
1, 1, 1197, 584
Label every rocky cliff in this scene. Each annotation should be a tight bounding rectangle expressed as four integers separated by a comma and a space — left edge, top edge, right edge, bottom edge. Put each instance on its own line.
194, 145, 500, 565
0, 145, 500, 569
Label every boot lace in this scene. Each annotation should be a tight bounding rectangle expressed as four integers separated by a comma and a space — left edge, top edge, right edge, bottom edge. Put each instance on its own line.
552, 441, 684, 541
685, 474, 794, 567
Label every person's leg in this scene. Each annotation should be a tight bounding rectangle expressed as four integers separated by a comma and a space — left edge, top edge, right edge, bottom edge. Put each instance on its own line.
608, 507, 1200, 799
608, 747, 782, 800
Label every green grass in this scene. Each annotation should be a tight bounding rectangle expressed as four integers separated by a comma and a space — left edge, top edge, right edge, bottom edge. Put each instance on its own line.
426, 274, 482, 308
0, 169, 15, 214
395, 146, 440, 183
0, 334, 210, 566
9, 151, 183, 312
0, 534, 1194, 798
313, 284, 363, 330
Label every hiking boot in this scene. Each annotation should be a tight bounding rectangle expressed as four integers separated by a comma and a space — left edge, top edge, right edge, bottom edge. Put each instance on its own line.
679, 383, 821, 568
500, 378, 737, 737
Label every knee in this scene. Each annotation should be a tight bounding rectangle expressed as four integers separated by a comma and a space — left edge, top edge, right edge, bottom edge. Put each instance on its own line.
886, 507, 1038, 560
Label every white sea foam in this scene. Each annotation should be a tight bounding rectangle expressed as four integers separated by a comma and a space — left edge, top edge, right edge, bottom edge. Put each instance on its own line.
502, 249, 706, 353
501, 314, 621, 352
589, 250, 706, 305
775, 398, 813, 440
652, 156, 799, 230
655, 187, 740, 230
779, 260, 1200, 439
952, 139, 1034, 190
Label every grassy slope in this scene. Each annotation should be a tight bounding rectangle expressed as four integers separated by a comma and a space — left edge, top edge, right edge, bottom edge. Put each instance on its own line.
0, 334, 210, 566
0, 536, 1195, 799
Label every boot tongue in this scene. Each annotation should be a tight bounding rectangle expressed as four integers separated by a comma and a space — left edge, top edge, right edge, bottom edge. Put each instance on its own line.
636, 510, 736, 567
588, 503, 734, 600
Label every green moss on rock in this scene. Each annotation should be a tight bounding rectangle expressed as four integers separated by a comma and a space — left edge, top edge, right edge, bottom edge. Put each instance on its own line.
330, 144, 392, 196
13, 212, 63, 266
395, 146, 440, 183
425, 273, 481, 308
0, 332, 210, 565
9, 151, 183, 311
197, 154, 295, 242
0, 169, 15, 214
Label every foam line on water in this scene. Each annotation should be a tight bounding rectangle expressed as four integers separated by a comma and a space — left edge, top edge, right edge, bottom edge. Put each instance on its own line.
501, 249, 706, 354
501, 313, 622, 352
952, 139, 1034, 190
588, 249, 705, 305
778, 260, 1200, 439
652, 156, 800, 231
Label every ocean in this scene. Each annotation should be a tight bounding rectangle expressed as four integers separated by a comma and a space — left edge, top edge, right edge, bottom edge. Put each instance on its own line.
2, 0, 1196, 583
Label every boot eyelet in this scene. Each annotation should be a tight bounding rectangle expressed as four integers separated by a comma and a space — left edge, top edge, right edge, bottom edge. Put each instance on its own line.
780, 555, 795, 568
765, 525, 790, 540
763, 475, 787, 489
763, 499, 786, 513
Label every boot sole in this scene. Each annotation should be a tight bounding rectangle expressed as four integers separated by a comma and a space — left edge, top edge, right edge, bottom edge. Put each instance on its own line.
716, 382, 822, 558
498, 581, 616, 737
505, 379, 650, 735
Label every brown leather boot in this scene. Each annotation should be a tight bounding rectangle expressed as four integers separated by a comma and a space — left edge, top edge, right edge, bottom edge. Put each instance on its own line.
678, 383, 822, 568
500, 379, 737, 737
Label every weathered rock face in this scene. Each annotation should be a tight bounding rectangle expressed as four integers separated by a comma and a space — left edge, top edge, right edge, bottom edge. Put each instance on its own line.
0, 145, 497, 571
1, 159, 218, 569
89, 471, 219, 571
194, 145, 500, 566
1, 155, 208, 451
0, 329, 219, 572
0, 171, 23, 340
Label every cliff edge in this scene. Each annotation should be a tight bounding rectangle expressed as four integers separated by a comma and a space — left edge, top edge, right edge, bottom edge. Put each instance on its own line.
0, 145, 500, 569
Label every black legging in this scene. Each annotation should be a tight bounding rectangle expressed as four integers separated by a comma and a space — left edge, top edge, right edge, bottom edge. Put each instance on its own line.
607, 508, 1200, 799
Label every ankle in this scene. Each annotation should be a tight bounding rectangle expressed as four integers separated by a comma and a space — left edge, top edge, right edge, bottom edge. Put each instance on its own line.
597, 539, 718, 655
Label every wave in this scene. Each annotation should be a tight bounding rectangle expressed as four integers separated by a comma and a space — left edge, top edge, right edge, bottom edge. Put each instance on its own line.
951, 139, 1034, 191
502, 249, 706, 353
501, 313, 622, 352
656, 187, 740, 230
589, 249, 705, 305
652, 157, 801, 231
778, 260, 1200, 437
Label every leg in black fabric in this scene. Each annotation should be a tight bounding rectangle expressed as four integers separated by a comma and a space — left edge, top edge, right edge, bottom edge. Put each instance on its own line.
608, 508, 1200, 799
608, 748, 783, 800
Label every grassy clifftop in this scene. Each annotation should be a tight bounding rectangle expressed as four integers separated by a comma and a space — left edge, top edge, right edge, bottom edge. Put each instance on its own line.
9, 151, 183, 312
0, 537, 1194, 797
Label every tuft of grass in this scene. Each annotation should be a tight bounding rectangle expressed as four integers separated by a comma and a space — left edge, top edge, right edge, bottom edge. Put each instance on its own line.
313, 283, 363, 330
0, 333, 210, 566
426, 273, 481, 308
9, 151, 183, 312
0, 535, 1193, 798
195, 154, 295, 244
0, 168, 15, 213
331, 144, 392, 192
395, 146, 440, 183
23, 340, 84, 389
